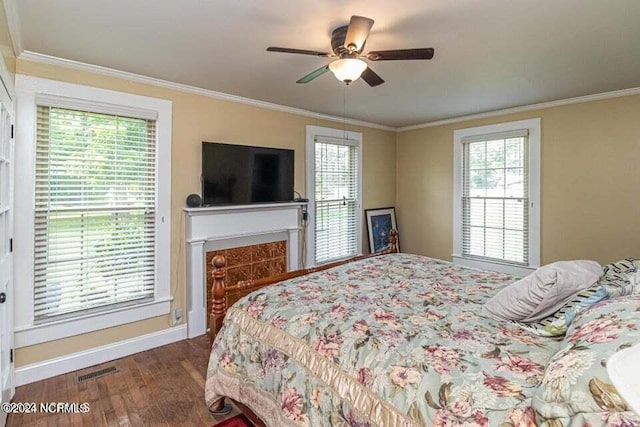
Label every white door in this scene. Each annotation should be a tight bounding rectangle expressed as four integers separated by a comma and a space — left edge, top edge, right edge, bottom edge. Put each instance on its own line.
0, 77, 14, 426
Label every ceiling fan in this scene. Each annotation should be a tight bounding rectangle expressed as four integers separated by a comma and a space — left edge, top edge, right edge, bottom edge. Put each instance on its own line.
267, 15, 434, 87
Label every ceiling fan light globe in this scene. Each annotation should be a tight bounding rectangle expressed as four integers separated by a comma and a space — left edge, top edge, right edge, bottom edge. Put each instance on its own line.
329, 58, 367, 83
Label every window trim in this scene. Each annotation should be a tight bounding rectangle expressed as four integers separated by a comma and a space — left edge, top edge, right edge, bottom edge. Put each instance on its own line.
305, 125, 362, 267
14, 75, 172, 347
452, 118, 540, 276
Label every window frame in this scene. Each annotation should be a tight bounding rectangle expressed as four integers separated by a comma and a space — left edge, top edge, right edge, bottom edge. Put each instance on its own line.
305, 125, 362, 267
14, 75, 172, 347
452, 118, 540, 276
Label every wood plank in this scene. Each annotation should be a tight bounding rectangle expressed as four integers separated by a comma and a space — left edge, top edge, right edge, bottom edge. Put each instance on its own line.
145, 345, 195, 425
180, 359, 205, 388
101, 363, 130, 426
7, 336, 236, 426
49, 370, 71, 426
64, 371, 84, 427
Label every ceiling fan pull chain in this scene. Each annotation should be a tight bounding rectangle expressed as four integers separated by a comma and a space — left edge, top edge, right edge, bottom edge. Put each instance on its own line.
343, 83, 348, 141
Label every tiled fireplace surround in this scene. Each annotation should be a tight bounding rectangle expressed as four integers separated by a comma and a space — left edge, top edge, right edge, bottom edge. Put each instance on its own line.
184, 203, 304, 338
205, 240, 287, 329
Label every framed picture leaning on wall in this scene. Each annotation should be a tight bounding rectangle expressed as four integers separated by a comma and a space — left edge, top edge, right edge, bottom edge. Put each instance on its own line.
365, 207, 400, 253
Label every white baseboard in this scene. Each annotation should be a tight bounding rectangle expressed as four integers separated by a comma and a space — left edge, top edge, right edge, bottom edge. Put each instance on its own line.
14, 324, 188, 386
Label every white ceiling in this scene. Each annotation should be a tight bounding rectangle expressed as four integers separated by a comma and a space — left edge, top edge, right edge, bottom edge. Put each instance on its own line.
12, 0, 640, 127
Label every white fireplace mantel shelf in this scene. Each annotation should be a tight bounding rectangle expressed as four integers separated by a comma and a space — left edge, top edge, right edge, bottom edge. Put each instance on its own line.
184, 201, 306, 214
183, 202, 305, 338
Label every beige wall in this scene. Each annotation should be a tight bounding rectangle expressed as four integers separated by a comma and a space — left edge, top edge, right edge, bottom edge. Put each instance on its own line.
396, 94, 640, 265
15, 59, 396, 366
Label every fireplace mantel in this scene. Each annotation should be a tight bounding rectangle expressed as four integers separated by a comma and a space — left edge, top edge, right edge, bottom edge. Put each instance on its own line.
183, 202, 305, 338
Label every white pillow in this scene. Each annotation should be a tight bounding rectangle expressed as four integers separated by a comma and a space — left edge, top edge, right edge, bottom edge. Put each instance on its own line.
482, 260, 603, 322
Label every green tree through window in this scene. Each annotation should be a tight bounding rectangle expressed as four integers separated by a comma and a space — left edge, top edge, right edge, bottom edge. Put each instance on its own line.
34, 106, 156, 320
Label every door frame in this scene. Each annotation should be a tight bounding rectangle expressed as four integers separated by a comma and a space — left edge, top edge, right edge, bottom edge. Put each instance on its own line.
0, 51, 15, 423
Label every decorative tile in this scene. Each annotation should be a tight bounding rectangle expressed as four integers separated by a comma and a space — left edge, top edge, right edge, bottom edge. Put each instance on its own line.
273, 241, 287, 258
252, 243, 271, 262
252, 260, 272, 279
272, 257, 287, 275
226, 246, 251, 266
227, 265, 252, 286
205, 241, 288, 329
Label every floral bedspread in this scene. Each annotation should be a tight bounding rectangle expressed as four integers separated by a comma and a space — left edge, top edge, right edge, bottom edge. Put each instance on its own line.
205, 253, 561, 426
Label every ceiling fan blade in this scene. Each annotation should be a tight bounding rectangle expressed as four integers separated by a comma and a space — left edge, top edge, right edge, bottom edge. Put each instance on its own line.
296, 65, 330, 84
367, 48, 435, 61
361, 67, 384, 87
344, 16, 374, 53
267, 47, 331, 57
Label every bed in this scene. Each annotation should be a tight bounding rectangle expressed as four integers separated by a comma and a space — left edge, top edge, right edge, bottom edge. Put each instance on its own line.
205, 246, 640, 426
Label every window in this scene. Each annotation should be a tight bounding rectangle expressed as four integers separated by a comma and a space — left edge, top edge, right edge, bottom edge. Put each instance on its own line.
34, 106, 156, 321
306, 126, 362, 266
453, 119, 540, 275
14, 76, 171, 346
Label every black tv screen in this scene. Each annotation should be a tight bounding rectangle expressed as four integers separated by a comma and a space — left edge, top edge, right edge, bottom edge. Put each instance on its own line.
202, 142, 294, 205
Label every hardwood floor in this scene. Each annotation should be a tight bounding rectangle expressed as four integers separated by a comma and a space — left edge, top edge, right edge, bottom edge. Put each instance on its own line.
7, 336, 244, 426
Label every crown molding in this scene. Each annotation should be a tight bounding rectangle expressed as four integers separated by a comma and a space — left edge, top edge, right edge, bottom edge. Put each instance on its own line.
18, 51, 397, 132
398, 86, 640, 132
3, 0, 23, 55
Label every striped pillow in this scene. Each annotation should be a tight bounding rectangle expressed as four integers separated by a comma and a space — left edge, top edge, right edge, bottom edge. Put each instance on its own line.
597, 258, 639, 298
516, 286, 608, 337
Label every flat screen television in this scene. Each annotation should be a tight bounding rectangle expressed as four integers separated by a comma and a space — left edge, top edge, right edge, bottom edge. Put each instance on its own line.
202, 142, 294, 205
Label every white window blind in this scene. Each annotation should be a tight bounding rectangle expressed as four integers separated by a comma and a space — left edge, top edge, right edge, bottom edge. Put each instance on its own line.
462, 129, 529, 265
34, 105, 157, 322
314, 136, 359, 264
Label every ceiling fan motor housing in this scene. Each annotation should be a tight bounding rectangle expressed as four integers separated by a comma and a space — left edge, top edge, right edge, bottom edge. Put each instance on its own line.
331, 25, 363, 56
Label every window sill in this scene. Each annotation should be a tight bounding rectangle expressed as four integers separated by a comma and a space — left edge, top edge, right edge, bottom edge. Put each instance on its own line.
452, 255, 537, 277
14, 298, 172, 348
